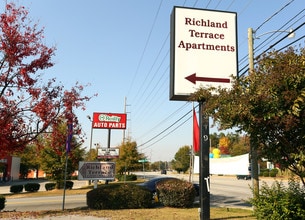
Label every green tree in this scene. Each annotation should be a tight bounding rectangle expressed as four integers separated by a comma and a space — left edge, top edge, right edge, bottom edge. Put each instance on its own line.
84, 148, 98, 162
37, 120, 85, 186
115, 140, 142, 175
229, 135, 250, 156
16, 144, 40, 179
150, 161, 160, 171
191, 46, 305, 186
210, 133, 220, 149
172, 145, 191, 173
150, 161, 171, 171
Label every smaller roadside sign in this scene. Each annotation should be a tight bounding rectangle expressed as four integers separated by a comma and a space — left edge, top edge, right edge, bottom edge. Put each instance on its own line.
138, 159, 149, 163
98, 148, 119, 159
78, 161, 115, 180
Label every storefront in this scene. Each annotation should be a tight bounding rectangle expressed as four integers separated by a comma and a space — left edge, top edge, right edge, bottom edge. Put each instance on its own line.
0, 156, 20, 182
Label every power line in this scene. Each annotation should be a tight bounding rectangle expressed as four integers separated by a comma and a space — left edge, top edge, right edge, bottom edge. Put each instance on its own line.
140, 114, 192, 151
255, 0, 295, 33
137, 102, 189, 140
239, 21, 305, 77
137, 107, 193, 148
254, 8, 305, 55
257, 22, 305, 58
127, 0, 163, 97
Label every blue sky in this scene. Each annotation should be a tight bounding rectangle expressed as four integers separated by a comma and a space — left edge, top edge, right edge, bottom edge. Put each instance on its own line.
8, 0, 305, 162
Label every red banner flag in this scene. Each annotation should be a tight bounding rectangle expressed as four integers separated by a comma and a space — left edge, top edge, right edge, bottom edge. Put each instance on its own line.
193, 108, 200, 153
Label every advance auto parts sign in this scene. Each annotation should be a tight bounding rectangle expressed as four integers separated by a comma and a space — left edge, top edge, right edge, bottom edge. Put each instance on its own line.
92, 112, 127, 129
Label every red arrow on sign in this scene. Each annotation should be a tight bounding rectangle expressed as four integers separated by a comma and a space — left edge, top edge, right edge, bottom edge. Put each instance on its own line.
185, 73, 230, 84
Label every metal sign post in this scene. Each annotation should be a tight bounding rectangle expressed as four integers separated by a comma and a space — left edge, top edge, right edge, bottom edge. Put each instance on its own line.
138, 159, 149, 179
199, 101, 210, 219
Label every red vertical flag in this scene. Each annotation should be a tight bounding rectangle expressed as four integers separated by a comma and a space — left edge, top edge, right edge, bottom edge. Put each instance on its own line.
193, 108, 200, 153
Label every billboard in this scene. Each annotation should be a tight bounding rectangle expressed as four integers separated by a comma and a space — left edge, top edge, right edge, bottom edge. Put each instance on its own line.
170, 7, 238, 101
92, 112, 127, 129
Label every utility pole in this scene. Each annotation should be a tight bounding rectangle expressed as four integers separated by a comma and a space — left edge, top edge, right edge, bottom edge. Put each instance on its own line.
123, 97, 127, 144
123, 97, 130, 144
248, 27, 259, 197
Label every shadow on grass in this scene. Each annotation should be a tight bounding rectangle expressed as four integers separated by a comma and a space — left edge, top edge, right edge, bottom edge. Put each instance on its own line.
212, 215, 255, 220
210, 194, 252, 209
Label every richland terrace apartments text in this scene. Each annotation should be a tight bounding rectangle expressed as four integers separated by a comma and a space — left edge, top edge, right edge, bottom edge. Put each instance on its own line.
178, 17, 235, 52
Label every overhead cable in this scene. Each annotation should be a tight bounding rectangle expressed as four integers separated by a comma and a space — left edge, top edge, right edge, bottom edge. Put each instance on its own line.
255, 0, 295, 33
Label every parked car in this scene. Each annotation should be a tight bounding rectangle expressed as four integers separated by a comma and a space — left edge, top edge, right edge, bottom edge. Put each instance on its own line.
161, 169, 167, 175
138, 177, 199, 197
236, 175, 251, 180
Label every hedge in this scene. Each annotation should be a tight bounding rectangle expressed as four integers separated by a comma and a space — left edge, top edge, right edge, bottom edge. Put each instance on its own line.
87, 184, 152, 209
0, 195, 5, 210
10, 185, 23, 193
156, 178, 196, 208
24, 183, 40, 192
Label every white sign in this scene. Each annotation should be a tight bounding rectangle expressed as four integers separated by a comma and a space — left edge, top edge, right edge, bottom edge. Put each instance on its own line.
98, 148, 119, 159
170, 7, 238, 101
194, 153, 250, 175
78, 161, 115, 180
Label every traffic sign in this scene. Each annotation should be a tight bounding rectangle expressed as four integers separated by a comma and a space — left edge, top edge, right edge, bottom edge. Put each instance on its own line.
78, 161, 115, 180
138, 159, 149, 163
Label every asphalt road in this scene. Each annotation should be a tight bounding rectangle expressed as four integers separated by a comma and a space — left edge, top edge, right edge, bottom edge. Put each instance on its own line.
1, 173, 284, 212
6, 194, 86, 212
1, 179, 89, 212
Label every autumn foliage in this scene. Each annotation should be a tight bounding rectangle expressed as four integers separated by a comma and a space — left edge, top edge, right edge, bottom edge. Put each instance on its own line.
0, 3, 93, 156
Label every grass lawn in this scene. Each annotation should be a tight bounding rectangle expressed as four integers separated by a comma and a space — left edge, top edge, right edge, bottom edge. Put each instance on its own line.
0, 207, 255, 220
0, 182, 255, 219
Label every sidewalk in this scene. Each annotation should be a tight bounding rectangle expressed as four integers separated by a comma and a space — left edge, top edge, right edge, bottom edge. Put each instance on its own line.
0, 179, 89, 194
1, 180, 105, 219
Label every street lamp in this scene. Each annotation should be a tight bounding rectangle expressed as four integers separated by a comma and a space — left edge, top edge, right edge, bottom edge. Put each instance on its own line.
87, 115, 93, 185
254, 28, 295, 39
87, 115, 93, 154
247, 27, 295, 197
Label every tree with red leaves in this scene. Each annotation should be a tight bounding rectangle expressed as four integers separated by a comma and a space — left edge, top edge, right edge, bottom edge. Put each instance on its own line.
0, 3, 94, 156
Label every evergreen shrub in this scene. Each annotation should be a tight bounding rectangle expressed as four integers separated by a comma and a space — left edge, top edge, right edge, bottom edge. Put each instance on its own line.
263, 170, 269, 177
115, 174, 137, 181
0, 195, 5, 210
24, 183, 40, 192
269, 169, 278, 177
56, 180, 74, 189
45, 182, 56, 191
259, 169, 267, 176
87, 183, 153, 209
156, 178, 196, 208
10, 185, 23, 193
250, 178, 305, 219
